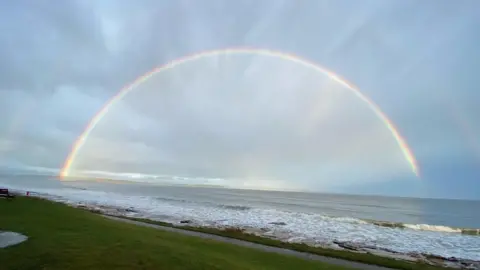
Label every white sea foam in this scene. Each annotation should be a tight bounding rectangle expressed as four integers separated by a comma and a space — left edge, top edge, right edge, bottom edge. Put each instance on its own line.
403, 223, 462, 233
6, 185, 480, 261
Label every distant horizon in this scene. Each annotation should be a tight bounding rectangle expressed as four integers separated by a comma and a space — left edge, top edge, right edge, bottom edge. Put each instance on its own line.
1, 165, 478, 201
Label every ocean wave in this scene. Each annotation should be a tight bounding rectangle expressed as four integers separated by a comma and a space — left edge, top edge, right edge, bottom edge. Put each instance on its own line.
363, 219, 480, 235
404, 223, 462, 233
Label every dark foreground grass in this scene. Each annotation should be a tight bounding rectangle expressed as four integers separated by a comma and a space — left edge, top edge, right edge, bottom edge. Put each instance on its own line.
124, 218, 449, 270
0, 197, 349, 270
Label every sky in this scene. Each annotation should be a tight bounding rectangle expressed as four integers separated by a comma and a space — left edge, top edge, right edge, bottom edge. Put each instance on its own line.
0, 0, 479, 199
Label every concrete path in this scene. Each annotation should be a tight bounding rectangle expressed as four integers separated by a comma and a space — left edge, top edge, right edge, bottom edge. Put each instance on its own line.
104, 215, 395, 270
0, 231, 28, 248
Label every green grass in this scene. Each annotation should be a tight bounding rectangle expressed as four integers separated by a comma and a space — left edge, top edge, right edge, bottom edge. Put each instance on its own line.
122, 218, 450, 270
0, 197, 350, 270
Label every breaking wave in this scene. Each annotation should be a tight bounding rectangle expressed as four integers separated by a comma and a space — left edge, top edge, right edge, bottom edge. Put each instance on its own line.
363, 219, 480, 235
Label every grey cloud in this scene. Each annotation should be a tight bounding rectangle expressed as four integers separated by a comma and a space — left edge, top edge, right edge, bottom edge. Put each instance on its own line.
0, 1, 111, 92
0, 85, 107, 167
0, 0, 479, 194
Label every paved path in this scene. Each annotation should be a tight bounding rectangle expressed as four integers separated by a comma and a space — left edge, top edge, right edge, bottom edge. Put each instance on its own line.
0, 231, 28, 248
104, 215, 395, 270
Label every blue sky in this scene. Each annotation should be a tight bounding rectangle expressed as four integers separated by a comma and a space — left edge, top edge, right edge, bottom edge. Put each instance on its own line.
0, 0, 479, 199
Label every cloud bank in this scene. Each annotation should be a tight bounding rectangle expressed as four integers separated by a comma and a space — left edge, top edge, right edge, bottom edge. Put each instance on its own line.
1, 0, 479, 198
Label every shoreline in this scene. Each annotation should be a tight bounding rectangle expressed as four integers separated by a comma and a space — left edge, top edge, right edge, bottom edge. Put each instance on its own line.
104, 214, 395, 270
69, 200, 478, 270
6, 187, 479, 269
20, 189, 480, 235
6, 182, 479, 236
2, 196, 360, 270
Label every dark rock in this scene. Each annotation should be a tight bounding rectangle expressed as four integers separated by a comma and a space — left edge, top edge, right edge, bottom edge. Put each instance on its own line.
424, 253, 448, 261
407, 252, 423, 259
89, 209, 102, 214
376, 246, 401, 254
371, 221, 405, 228
462, 262, 480, 270
269, 222, 287, 226
333, 241, 362, 251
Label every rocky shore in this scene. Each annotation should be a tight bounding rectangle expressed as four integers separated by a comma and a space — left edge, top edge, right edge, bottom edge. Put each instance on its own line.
73, 203, 480, 270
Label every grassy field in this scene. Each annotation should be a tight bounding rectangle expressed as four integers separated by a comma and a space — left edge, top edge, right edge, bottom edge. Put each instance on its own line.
125, 218, 449, 270
0, 197, 350, 270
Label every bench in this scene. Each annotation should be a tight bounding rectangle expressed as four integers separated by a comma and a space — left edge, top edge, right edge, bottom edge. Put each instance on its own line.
0, 188, 15, 199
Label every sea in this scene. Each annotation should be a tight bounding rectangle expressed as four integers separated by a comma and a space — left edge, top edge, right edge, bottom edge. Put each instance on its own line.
2, 174, 479, 261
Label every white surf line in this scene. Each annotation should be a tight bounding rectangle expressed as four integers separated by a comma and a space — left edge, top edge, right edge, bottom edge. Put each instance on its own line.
103, 215, 395, 270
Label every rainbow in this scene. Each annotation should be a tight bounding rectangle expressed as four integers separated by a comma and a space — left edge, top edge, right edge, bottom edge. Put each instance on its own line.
60, 47, 420, 179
